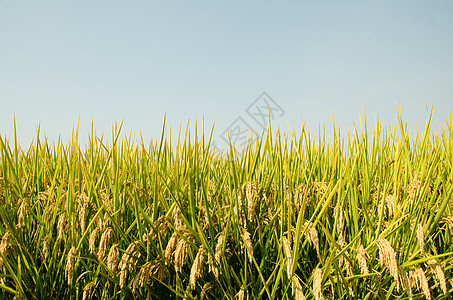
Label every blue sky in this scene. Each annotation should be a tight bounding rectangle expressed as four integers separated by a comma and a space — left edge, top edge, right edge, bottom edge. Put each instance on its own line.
1, 1, 452, 150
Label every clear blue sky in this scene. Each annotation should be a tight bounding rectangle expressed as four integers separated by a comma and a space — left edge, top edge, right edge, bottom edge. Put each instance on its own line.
1, 1, 452, 150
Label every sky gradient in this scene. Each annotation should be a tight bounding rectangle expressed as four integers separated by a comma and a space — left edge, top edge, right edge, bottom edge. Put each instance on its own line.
1, 1, 452, 150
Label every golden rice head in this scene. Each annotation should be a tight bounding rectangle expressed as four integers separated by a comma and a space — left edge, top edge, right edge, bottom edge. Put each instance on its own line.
313, 267, 324, 300
199, 206, 210, 228
243, 181, 260, 223
398, 267, 413, 300
427, 259, 447, 294
235, 190, 246, 228
164, 231, 179, 265
133, 262, 153, 293
207, 252, 218, 279
282, 236, 293, 278
65, 247, 77, 285
376, 237, 399, 291
44, 202, 56, 223
82, 282, 94, 300
214, 232, 225, 268
200, 282, 213, 300
285, 188, 293, 219
407, 179, 421, 201
97, 227, 114, 261
79, 198, 89, 234
148, 216, 169, 241
312, 182, 327, 202
385, 194, 396, 218
357, 244, 369, 275
409, 266, 431, 300
304, 221, 319, 253
119, 242, 140, 289
150, 257, 166, 282
174, 233, 190, 273
416, 224, 425, 254
189, 245, 206, 289
107, 243, 120, 274
235, 286, 245, 300
56, 214, 67, 243
292, 276, 306, 300
0, 231, 12, 268
339, 251, 353, 277
89, 228, 98, 254
336, 208, 344, 238
42, 235, 50, 261
442, 216, 453, 231
241, 230, 253, 264
263, 192, 273, 223
294, 184, 309, 212
174, 206, 184, 231
208, 180, 217, 201
16, 200, 29, 229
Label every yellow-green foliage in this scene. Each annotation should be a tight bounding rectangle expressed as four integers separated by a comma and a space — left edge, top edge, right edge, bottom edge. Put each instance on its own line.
0, 113, 452, 299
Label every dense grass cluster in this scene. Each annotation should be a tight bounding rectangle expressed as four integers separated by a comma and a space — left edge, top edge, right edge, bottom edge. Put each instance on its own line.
0, 113, 453, 299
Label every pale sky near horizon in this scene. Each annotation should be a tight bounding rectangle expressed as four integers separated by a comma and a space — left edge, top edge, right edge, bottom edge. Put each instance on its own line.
1, 1, 452, 151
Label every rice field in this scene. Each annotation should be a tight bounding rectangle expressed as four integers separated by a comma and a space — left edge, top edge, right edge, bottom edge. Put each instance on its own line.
0, 113, 452, 299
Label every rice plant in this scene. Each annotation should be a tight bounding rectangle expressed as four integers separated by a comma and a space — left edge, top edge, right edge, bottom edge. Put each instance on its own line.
0, 111, 452, 299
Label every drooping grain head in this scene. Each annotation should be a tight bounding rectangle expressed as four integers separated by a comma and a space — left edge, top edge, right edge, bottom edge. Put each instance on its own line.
0, 231, 12, 268
82, 282, 94, 300
57, 214, 67, 243
339, 251, 353, 277
165, 231, 179, 265
214, 232, 225, 266
107, 243, 119, 273
79, 198, 89, 234
294, 184, 309, 212
245, 181, 259, 223
427, 259, 447, 294
312, 182, 327, 202
150, 257, 166, 282
304, 221, 319, 253
409, 266, 431, 300
17, 200, 29, 229
119, 242, 140, 289
97, 227, 114, 261
385, 194, 398, 217
242, 230, 253, 264
190, 245, 206, 288
357, 244, 369, 275
174, 235, 190, 273
282, 236, 293, 278
235, 189, 246, 228
376, 237, 399, 291
416, 224, 425, 254
65, 247, 77, 285
292, 276, 306, 300
398, 267, 413, 300
207, 252, 219, 279
89, 228, 98, 254
337, 209, 345, 248
208, 180, 217, 201
133, 262, 152, 292
442, 216, 453, 231
407, 179, 421, 201
313, 267, 324, 300
42, 236, 50, 261
174, 206, 184, 230
200, 282, 213, 300
287, 186, 296, 217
